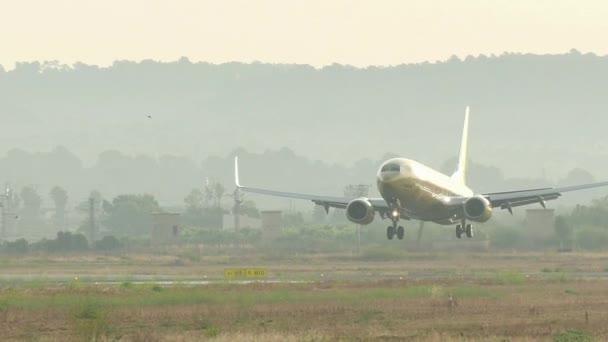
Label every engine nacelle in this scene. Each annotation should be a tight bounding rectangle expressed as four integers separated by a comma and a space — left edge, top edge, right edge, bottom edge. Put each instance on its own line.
345, 198, 376, 225
463, 195, 493, 223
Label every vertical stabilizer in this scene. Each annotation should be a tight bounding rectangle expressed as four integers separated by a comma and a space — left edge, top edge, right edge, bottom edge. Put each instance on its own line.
234, 157, 241, 187
451, 106, 470, 184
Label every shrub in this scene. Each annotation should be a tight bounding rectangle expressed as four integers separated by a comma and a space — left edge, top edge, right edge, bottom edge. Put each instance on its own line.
70, 300, 114, 340
490, 228, 523, 249
36, 231, 89, 253
96, 236, 121, 251
553, 330, 593, 342
577, 228, 608, 250
4, 239, 29, 254
494, 271, 526, 285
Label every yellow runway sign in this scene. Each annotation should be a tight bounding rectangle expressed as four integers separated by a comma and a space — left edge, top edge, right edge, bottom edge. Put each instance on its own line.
224, 268, 268, 279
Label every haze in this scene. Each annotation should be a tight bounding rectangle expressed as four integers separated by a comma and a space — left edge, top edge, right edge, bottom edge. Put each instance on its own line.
2, 0, 608, 207
1, 0, 608, 68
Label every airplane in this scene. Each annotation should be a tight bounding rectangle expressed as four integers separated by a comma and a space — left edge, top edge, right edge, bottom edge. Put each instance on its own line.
234, 107, 608, 240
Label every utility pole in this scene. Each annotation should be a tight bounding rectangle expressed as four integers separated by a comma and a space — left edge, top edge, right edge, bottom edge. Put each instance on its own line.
232, 189, 243, 231
0, 188, 6, 241
344, 184, 371, 255
89, 197, 95, 247
1, 184, 14, 241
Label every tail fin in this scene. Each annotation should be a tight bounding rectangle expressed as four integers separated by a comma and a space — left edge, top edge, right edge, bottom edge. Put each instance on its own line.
234, 156, 241, 188
451, 106, 470, 184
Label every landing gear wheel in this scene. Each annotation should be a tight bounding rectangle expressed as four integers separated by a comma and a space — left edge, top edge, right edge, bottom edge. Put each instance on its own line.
455, 225, 463, 239
465, 224, 473, 238
397, 226, 405, 240
387, 226, 396, 240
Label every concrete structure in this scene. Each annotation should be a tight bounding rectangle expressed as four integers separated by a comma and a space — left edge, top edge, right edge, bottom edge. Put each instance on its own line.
430, 239, 490, 252
525, 209, 555, 240
261, 210, 283, 240
222, 214, 262, 230
151, 213, 181, 245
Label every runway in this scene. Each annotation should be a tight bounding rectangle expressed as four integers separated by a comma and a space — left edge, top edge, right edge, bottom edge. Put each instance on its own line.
1, 269, 607, 287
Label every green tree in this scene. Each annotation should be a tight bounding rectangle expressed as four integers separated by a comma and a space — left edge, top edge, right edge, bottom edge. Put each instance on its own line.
77, 190, 108, 240
4, 238, 29, 254
184, 188, 204, 211
577, 227, 608, 250
76, 190, 104, 213
19, 186, 44, 232
37, 231, 89, 253
571, 196, 608, 228
182, 188, 225, 228
50, 186, 68, 229
312, 205, 327, 223
96, 235, 121, 251
554, 215, 573, 250
214, 183, 225, 208
283, 211, 305, 227
20, 186, 42, 215
240, 200, 260, 218
490, 228, 523, 249
103, 194, 160, 237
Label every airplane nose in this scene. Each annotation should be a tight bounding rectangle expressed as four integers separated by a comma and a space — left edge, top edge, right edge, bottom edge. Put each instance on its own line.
378, 171, 397, 182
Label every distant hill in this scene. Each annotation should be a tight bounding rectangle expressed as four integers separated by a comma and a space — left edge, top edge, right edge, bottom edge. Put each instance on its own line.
0, 145, 599, 213
1, 51, 608, 205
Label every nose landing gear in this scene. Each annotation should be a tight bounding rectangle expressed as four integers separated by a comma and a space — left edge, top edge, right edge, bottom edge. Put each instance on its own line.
386, 203, 405, 240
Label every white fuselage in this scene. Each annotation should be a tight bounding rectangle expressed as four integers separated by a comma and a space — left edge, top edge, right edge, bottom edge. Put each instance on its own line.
376, 158, 473, 223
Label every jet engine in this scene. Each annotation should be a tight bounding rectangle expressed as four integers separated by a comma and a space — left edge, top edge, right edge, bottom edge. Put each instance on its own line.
345, 198, 376, 225
463, 195, 493, 222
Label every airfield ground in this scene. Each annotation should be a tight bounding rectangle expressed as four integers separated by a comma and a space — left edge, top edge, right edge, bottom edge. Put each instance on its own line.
1, 251, 607, 341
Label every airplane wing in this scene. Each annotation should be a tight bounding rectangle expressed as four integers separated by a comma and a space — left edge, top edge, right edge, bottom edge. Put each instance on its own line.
482, 182, 608, 213
234, 157, 391, 214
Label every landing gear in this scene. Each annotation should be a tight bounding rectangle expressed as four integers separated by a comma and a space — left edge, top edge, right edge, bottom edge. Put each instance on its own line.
387, 226, 395, 240
386, 225, 405, 240
386, 199, 405, 241
397, 226, 405, 240
456, 221, 473, 239
465, 224, 473, 238
387, 225, 405, 240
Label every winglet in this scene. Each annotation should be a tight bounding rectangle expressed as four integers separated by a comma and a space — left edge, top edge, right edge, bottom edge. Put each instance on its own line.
234, 156, 241, 188
451, 106, 470, 184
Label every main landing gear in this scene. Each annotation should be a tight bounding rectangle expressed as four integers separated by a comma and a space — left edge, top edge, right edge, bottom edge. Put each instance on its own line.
455, 220, 473, 239
387, 224, 405, 240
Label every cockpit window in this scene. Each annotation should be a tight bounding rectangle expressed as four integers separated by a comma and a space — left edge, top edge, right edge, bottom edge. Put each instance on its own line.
381, 164, 401, 172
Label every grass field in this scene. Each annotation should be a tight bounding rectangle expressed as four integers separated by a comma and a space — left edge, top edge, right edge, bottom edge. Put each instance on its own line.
1, 278, 606, 341
1, 251, 608, 341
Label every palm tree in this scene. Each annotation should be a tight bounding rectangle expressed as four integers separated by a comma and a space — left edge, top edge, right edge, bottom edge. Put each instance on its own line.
214, 182, 225, 208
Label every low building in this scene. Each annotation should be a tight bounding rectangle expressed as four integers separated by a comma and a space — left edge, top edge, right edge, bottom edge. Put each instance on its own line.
222, 214, 262, 230
261, 210, 283, 240
151, 213, 180, 245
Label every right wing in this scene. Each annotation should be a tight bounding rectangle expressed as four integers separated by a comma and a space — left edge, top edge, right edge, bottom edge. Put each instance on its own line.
234, 157, 390, 213
483, 182, 608, 213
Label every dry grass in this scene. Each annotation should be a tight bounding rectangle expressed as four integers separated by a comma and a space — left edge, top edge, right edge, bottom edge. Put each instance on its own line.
2, 250, 608, 289
0, 279, 607, 341
2, 251, 608, 340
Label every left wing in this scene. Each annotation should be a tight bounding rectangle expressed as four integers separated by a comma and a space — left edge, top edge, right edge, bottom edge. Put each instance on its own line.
483, 182, 608, 213
234, 157, 391, 214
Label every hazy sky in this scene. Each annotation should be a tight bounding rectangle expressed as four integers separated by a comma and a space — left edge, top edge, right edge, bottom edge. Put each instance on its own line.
1, 0, 607, 68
